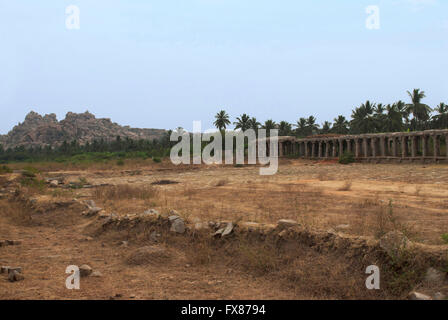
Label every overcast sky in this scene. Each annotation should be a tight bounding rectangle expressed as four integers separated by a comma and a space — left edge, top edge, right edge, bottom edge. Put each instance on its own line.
0, 0, 447, 133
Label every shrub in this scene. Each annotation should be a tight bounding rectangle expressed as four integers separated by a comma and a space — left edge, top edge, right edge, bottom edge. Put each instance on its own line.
152, 157, 161, 163
441, 233, 448, 244
116, 159, 125, 166
339, 152, 355, 164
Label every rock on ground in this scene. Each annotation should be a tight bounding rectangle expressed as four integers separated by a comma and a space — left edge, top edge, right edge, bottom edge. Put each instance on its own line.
277, 219, 299, 229
169, 216, 186, 234
79, 264, 93, 277
408, 291, 432, 300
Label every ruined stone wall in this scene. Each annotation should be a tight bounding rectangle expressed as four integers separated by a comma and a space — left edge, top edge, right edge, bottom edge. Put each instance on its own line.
276, 130, 448, 162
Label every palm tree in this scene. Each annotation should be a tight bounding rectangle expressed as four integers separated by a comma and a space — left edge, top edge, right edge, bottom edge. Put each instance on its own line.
294, 118, 308, 137
262, 119, 277, 131
350, 101, 375, 134
331, 115, 349, 134
278, 121, 292, 136
233, 114, 251, 131
433, 102, 448, 129
406, 89, 432, 130
213, 110, 231, 132
385, 104, 403, 132
248, 117, 261, 131
321, 121, 331, 134
306, 116, 319, 136
262, 119, 277, 137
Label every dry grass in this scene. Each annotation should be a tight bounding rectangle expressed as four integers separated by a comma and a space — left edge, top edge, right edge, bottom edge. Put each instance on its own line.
215, 178, 229, 187
93, 184, 158, 201
337, 180, 352, 191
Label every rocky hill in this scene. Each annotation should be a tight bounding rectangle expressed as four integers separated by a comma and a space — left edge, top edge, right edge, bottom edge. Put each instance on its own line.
0, 111, 166, 149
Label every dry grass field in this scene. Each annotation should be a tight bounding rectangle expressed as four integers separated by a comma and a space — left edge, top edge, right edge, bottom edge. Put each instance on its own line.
1, 159, 448, 299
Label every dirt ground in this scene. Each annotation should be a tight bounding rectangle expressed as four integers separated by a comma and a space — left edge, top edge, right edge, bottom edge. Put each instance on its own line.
1, 159, 448, 299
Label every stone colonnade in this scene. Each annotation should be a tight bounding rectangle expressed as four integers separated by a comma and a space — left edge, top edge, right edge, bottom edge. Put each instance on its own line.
277, 130, 448, 162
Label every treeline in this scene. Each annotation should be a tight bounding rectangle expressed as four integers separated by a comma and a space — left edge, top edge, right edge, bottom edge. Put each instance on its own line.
0, 135, 173, 163
213, 89, 448, 137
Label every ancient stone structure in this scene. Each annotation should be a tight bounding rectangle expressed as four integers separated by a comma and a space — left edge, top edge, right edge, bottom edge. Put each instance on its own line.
275, 130, 448, 162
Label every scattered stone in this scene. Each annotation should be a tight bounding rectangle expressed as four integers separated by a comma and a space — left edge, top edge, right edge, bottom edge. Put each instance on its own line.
170, 218, 186, 234
335, 224, 350, 230
142, 209, 160, 218
0, 240, 6, 247
424, 267, 446, 284
0, 266, 10, 274
433, 292, 446, 300
277, 219, 299, 229
85, 200, 96, 208
87, 207, 102, 215
79, 264, 93, 277
49, 180, 59, 187
7, 267, 22, 274
408, 291, 431, 300
213, 228, 225, 237
8, 270, 24, 282
221, 222, 234, 237
91, 271, 103, 278
168, 215, 180, 222
84, 236, 94, 241
120, 241, 129, 247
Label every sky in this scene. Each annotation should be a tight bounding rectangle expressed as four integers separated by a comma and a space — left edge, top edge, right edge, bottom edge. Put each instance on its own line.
0, 0, 447, 133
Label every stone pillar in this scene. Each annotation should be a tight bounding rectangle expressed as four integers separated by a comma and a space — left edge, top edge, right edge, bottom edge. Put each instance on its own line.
433, 135, 440, 159
318, 141, 322, 158
422, 135, 428, 157
371, 138, 377, 158
391, 138, 397, 157
355, 138, 361, 158
363, 138, 369, 158
411, 136, 418, 158
380, 137, 386, 157
339, 139, 344, 156
401, 136, 408, 158
279, 142, 284, 157
332, 140, 337, 158
304, 142, 309, 158
311, 142, 316, 158
325, 141, 330, 158
345, 139, 352, 154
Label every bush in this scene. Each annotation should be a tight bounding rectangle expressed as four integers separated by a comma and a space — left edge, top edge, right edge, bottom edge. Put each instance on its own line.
116, 159, 125, 166
152, 157, 161, 163
339, 152, 355, 164
441, 233, 448, 244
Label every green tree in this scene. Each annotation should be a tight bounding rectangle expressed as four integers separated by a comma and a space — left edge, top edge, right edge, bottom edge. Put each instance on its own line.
321, 121, 332, 134
294, 118, 308, 137
331, 115, 349, 134
278, 121, 292, 136
213, 110, 231, 132
406, 89, 432, 130
432, 102, 448, 129
233, 114, 251, 131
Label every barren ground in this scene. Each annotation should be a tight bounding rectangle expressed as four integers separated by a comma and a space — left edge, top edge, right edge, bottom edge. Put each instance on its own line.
1, 159, 448, 299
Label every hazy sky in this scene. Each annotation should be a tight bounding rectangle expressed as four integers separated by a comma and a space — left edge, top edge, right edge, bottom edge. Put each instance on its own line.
0, 0, 447, 133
